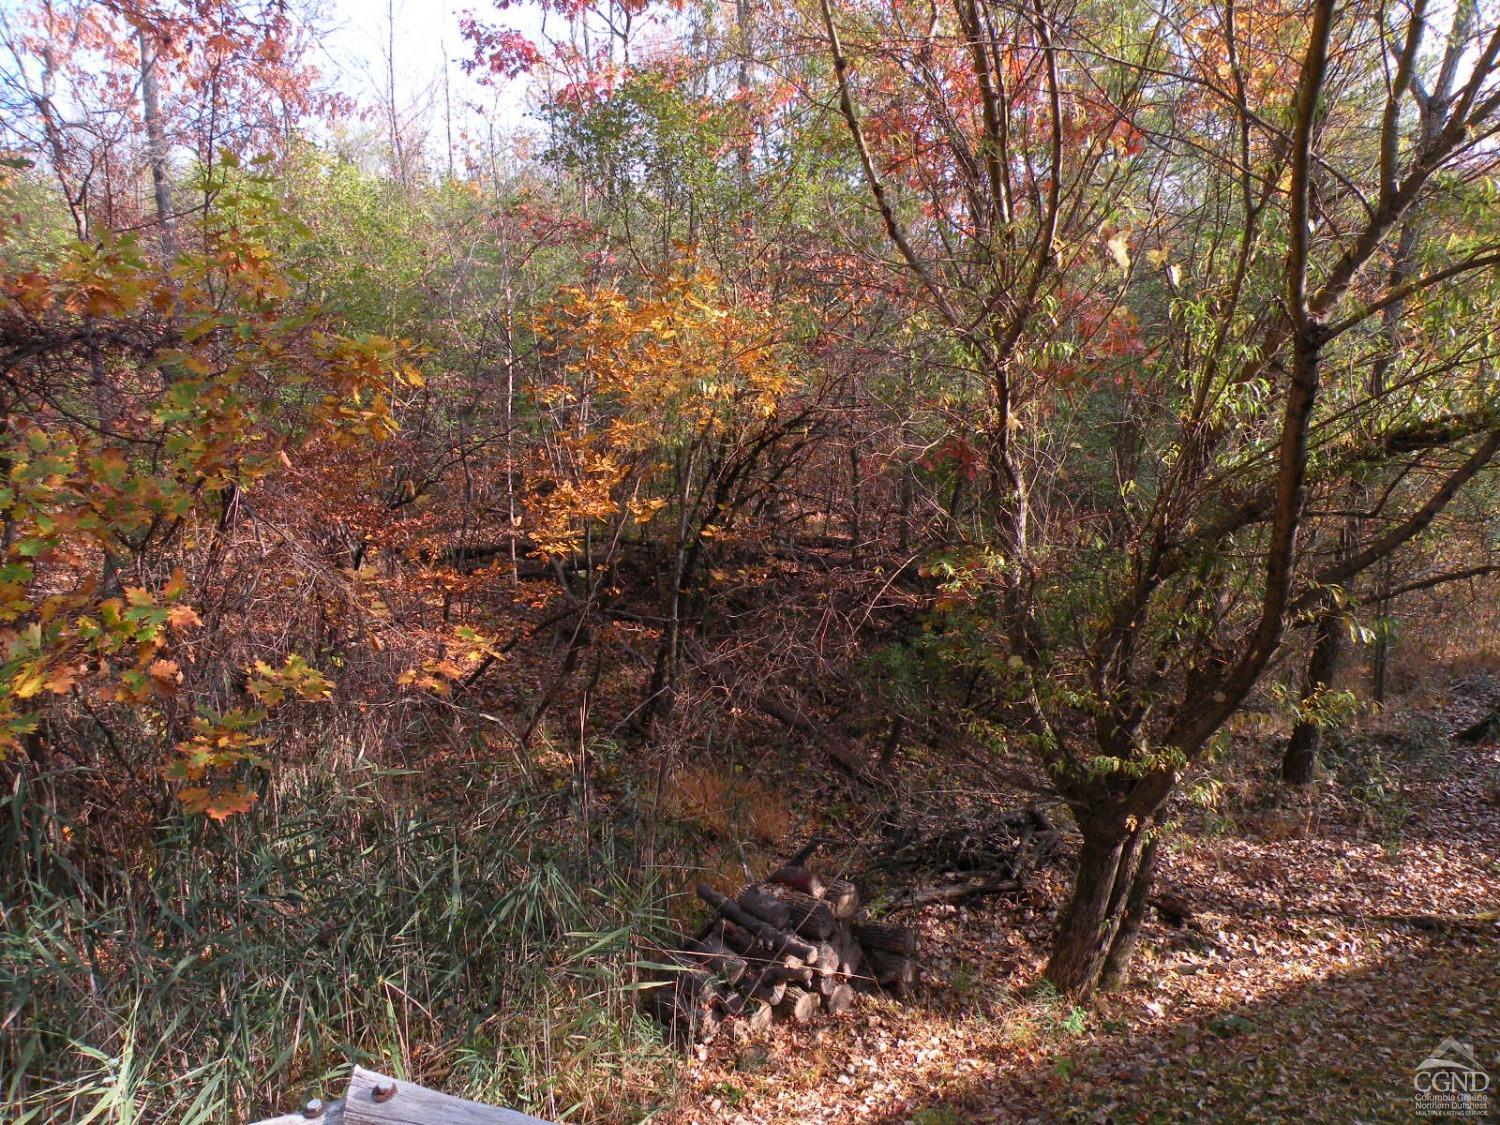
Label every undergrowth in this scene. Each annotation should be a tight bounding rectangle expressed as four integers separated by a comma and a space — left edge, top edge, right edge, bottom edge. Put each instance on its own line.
0, 753, 677, 1123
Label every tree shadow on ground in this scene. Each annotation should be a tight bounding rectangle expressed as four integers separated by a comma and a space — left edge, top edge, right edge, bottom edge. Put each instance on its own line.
872, 929, 1499, 1124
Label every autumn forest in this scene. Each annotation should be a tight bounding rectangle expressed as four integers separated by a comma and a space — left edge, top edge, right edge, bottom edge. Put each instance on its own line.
2, 0, 1498, 1120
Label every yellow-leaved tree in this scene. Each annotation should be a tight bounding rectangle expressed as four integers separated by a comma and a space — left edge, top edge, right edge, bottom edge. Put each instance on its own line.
524, 264, 810, 731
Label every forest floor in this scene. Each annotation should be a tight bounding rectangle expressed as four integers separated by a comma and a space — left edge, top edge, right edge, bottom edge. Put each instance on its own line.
656, 678, 1500, 1124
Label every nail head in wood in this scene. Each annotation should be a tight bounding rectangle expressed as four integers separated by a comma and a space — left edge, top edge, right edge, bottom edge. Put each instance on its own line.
372, 1080, 398, 1104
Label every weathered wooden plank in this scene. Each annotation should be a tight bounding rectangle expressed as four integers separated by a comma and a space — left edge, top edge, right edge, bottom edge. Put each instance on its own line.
773, 986, 818, 1023
342, 1067, 555, 1125
823, 982, 856, 1015
251, 1097, 346, 1125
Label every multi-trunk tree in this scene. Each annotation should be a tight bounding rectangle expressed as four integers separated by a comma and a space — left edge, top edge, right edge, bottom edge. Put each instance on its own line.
817, 0, 1500, 996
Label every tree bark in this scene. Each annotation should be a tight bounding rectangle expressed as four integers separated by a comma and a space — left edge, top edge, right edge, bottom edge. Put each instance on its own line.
823, 877, 859, 920
1043, 820, 1144, 998
138, 27, 176, 258
1098, 833, 1159, 991
768, 865, 825, 898
1370, 557, 1394, 703
737, 887, 792, 930
781, 890, 836, 940
1282, 594, 1344, 784
851, 921, 917, 957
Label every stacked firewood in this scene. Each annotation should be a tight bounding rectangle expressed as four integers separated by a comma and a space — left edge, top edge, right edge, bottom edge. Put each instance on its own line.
642, 863, 918, 1045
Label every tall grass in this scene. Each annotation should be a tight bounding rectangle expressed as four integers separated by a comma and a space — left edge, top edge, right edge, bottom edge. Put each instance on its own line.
0, 753, 678, 1123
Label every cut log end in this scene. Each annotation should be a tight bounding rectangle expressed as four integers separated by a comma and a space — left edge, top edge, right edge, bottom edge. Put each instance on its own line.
750, 978, 787, 1006
823, 982, 855, 1015
775, 986, 820, 1024
664, 872, 913, 1044
823, 877, 859, 919
732, 1000, 775, 1040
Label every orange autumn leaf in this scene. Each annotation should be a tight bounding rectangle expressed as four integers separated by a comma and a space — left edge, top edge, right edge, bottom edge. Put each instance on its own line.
44, 664, 80, 694
177, 785, 257, 819
203, 787, 257, 820
167, 605, 204, 631
147, 658, 182, 695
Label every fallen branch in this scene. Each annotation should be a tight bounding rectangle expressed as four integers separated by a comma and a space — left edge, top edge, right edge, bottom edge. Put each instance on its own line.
754, 693, 874, 781
899, 878, 1022, 909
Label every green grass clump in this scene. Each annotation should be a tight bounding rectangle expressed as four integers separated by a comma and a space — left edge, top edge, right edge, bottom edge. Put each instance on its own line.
0, 758, 677, 1123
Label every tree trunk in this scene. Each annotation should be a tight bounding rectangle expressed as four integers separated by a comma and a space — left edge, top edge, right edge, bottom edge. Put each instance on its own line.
1282, 597, 1343, 784
1360, 17, 1466, 709
1370, 556, 1394, 703
1098, 833, 1159, 992
734, 0, 752, 182
1281, 722, 1320, 787
1043, 823, 1138, 998
138, 27, 176, 258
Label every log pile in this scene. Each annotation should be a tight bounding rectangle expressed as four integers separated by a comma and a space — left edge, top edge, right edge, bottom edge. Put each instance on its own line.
642, 862, 918, 1045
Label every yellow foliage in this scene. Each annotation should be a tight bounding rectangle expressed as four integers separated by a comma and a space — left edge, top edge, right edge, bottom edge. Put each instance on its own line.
525, 267, 795, 559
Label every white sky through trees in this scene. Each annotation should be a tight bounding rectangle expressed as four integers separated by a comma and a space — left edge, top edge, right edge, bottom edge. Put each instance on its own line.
320, 0, 540, 158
